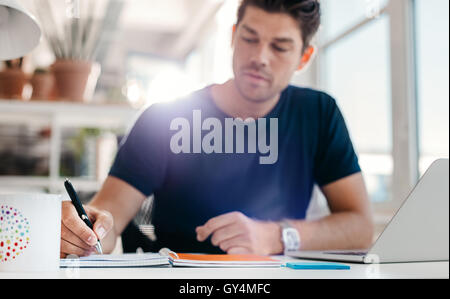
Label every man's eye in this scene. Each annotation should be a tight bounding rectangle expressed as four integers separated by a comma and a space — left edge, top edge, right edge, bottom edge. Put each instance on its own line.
242, 37, 257, 43
272, 45, 288, 52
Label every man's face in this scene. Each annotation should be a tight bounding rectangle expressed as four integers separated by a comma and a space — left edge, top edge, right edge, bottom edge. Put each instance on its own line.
232, 6, 304, 103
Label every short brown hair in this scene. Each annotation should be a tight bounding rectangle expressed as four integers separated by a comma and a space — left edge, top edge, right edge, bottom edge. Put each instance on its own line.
236, 0, 321, 53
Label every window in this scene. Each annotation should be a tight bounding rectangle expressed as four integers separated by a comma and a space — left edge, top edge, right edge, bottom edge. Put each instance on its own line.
319, 2, 392, 203
415, 0, 450, 174
317, 0, 449, 207
321, 0, 389, 41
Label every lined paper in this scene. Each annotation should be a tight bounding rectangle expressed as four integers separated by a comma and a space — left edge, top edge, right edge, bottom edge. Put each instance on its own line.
60, 253, 169, 268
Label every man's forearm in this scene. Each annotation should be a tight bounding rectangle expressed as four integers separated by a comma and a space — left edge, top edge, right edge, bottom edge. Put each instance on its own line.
290, 212, 374, 251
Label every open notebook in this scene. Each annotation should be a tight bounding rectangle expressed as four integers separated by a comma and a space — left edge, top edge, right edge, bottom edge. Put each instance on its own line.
60, 249, 283, 268
60, 253, 170, 268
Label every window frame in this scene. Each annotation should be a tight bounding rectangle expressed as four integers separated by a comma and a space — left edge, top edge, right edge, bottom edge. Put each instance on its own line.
313, 0, 420, 215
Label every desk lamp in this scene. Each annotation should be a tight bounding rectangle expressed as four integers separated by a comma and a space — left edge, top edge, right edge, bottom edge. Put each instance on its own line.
0, 0, 41, 60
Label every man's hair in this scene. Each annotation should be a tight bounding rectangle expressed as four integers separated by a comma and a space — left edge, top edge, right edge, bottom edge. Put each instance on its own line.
236, 0, 321, 53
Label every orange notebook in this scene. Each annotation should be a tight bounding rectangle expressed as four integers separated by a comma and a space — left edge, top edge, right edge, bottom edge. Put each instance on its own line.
159, 249, 282, 268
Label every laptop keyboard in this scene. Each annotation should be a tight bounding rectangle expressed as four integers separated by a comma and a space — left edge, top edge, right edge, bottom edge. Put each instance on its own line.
326, 251, 367, 256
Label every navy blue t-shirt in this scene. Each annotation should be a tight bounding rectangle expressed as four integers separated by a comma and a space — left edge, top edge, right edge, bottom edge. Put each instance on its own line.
109, 85, 361, 253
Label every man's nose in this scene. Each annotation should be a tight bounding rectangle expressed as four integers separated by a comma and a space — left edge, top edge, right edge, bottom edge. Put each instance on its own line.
250, 43, 270, 67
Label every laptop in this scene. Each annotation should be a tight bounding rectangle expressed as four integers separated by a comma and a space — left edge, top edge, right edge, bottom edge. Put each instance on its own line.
287, 159, 449, 264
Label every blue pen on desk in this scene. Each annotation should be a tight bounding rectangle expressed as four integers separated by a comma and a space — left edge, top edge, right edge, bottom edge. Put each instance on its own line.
64, 179, 103, 254
284, 262, 350, 270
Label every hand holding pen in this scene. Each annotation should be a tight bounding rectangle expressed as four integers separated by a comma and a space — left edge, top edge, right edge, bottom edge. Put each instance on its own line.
60, 179, 113, 258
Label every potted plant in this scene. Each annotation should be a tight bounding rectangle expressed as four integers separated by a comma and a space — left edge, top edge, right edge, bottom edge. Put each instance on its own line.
30, 67, 55, 100
0, 58, 28, 100
35, 0, 123, 102
49, 60, 86, 102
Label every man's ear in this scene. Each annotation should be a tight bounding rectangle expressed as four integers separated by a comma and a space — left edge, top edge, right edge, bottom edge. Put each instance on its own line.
231, 24, 237, 47
297, 46, 316, 71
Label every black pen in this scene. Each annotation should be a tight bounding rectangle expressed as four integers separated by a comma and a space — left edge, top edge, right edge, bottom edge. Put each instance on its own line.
64, 179, 103, 254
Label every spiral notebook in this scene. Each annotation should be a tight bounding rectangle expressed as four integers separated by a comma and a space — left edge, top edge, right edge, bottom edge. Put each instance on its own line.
164, 249, 283, 268
60, 249, 282, 268
60, 253, 170, 268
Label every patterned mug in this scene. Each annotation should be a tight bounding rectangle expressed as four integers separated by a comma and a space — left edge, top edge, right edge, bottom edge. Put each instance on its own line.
0, 193, 61, 272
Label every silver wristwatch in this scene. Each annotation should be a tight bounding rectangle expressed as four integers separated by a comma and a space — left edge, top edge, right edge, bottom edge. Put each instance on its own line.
280, 220, 301, 252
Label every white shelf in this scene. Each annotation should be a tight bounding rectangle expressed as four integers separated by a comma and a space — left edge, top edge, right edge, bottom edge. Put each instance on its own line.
0, 176, 102, 194
0, 99, 139, 128
0, 100, 141, 194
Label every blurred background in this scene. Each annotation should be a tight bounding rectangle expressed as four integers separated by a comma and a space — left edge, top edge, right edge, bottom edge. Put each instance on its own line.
0, 0, 448, 238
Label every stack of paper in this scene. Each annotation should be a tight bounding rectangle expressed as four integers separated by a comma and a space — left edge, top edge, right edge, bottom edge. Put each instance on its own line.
60, 253, 169, 268
168, 253, 283, 268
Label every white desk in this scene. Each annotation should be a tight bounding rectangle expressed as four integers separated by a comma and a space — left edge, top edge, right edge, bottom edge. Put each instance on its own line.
0, 257, 448, 279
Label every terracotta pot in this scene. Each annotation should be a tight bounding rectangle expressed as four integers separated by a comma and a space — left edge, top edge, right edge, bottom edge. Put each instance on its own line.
0, 69, 28, 100
51, 60, 100, 102
30, 72, 55, 100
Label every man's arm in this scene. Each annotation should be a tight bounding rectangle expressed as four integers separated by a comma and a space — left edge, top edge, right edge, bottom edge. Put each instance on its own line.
60, 176, 146, 257
196, 172, 374, 255
289, 172, 374, 251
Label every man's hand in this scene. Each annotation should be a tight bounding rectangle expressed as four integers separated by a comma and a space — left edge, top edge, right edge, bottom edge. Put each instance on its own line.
60, 201, 114, 258
196, 212, 283, 255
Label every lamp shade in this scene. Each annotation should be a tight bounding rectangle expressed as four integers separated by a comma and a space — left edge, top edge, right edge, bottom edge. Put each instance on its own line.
0, 0, 41, 60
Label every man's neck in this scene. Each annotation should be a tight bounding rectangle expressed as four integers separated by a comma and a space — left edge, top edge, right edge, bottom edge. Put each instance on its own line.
210, 79, 281, 119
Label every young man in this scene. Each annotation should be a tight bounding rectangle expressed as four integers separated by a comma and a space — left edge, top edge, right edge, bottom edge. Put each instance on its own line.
60, 0, 374, 257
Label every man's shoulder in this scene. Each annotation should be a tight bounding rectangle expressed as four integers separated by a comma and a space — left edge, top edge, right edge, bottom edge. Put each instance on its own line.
140, 88, 208, 121
283, 85, 338, 118
140, 86, 211, 119
285, 85, 336, 106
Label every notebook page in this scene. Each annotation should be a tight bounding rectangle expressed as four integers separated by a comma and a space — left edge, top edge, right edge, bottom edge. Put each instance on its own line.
60, 253, 170, 268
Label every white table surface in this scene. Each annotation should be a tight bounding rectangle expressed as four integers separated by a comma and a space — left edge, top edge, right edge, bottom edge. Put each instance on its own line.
0, 256, 448, 279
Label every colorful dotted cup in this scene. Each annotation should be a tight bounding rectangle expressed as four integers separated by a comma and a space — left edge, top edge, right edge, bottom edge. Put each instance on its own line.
0, 205, 31, 262
0, 194, 61, 272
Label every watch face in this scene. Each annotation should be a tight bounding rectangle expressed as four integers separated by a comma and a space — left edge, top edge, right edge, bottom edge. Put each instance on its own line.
283, 228, 300, 251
